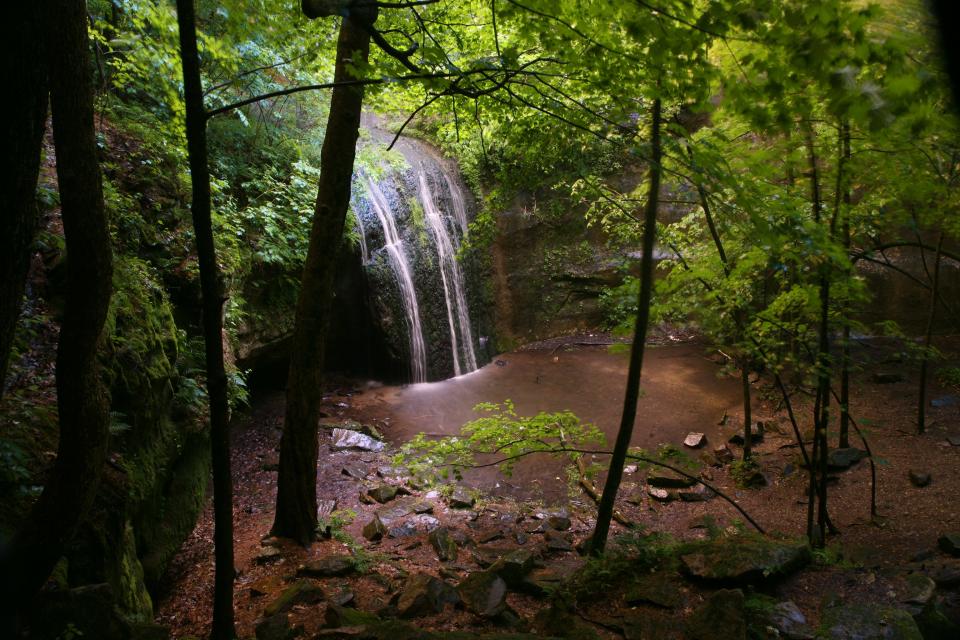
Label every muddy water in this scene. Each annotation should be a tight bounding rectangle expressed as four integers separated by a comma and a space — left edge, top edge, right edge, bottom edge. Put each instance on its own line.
352, 342, 742, 504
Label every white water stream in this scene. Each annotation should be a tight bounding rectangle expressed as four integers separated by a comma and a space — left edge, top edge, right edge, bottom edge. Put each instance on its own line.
365, 178, 428, 383
417, 168, 478, 375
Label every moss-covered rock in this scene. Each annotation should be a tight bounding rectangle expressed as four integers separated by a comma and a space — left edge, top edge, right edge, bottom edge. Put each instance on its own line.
679, 535, 811, 584
818, 603, 922, 639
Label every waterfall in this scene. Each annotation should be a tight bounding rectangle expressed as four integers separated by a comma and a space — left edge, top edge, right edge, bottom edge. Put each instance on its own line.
354, 211, 370, 263
417, 167, 478, 375
365, 178, 428, 383
443, 172, 469, 238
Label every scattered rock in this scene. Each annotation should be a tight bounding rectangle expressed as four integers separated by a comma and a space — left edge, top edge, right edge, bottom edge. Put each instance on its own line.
324, 604, 380, 628
827, 447, 868, 471
728, 422, 764, 445
714, 445, 735, 465
518, 566, 571, 597
410, 514, 440, 531
341, 464, 367, 480
395, 573, 459, 618
297, 556, 356, 578
255, 546, 282, 565
428, 527, 459, 562
679, 483, 715, 502
387, 521, 419, 538
448, 486, 476, 509
647, 471, 697, 489
472, 544, 516, 568
264, 580, 324, 617
931, 395, 959, 408
317, 499, 338, 519
902, 574, 936, 606
377, 465, 408, 479
366, 484, 399, 504
255, 614, 295, 640
623, 613, 683, 640
376, 497, 423, 525
928, 559, 960, 587
490, 549, 537, 586
684, 432, 707, 448
909, 470, 932, 488
330, 591, 355, 608
913, 601, 960, 640
457, 571, 507, 617
331, 429, 385, 452
819, 602, 922, 639
765, 601, 814, 640
947, 435, 960, 447
648, 486, 674, 502
624, 465, 638, 474
546, 514, 572, 531
938, 535, 960, 557
686, 589, 746, 640
872, 372, 904, 384
544, 530, 573, 552
623, 572, 684, 608
680, 537, 810, 584
362, 515, 388, 541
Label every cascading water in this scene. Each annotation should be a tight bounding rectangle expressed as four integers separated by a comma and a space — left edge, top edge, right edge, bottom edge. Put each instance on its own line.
354, 212, 370, 264
351, 130, 483, 382
417, 167, 478, 375
364, 178, 428, 383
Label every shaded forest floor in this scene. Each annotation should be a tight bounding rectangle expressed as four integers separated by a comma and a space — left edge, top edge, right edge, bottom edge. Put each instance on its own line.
156, 336, 960, 639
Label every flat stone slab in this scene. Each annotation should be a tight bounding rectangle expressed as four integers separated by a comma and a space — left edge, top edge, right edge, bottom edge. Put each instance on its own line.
647, 471, 697, 489
684, 432, 707, 448
297, 555, 356, 578
680, 537, 810, 584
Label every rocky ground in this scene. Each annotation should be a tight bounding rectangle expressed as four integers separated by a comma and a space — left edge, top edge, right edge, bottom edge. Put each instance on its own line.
156, 336, 960, 640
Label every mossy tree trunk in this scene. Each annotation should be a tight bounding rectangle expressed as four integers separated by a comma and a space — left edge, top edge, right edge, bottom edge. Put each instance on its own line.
0, 5, 48, 399
590, 97, 662, 555
0, 0, 113, 628
272, 6, 375, 544
174, 0, 236, 637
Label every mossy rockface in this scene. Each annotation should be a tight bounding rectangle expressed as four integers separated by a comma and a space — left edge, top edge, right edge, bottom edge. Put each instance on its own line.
65, 256, 211, 621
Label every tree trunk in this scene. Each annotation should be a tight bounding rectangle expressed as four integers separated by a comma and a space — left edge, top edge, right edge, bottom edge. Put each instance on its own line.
805, 125, 830, 547
0, 0, 113, 627
741, 364, 752, 460
174, 1, 236, 637
918, 233, 944, 435
839, 123, 851, 448
0, 5, 48, 399
590, 97, 662, 555
272, 11, 374, 544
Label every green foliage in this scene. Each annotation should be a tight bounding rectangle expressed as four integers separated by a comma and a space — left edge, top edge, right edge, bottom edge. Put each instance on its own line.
396, 401, 604, 487
937, 366, 960, 389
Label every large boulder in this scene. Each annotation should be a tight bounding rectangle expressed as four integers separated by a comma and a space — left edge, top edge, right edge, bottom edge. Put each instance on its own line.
679, 536, 810, 584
